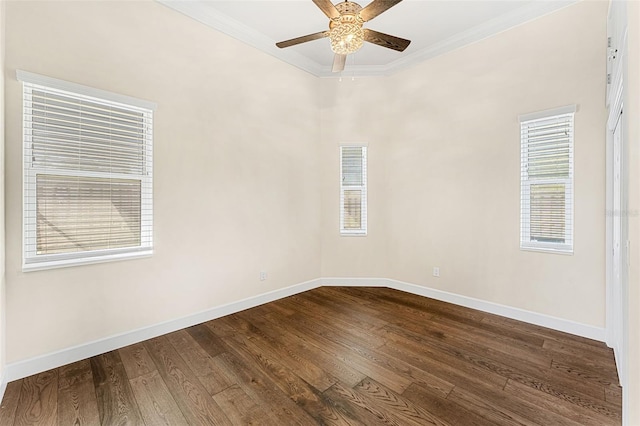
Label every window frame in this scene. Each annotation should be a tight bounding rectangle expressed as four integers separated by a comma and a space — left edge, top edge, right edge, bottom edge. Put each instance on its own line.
519, 105, 576, 254
340, 145, 367, 236
18, 71, 156, 271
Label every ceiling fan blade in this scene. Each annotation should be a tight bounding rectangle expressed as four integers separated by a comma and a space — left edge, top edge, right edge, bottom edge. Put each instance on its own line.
359, 0, 403, 22
364, 29, 411, 52
276, 31, 329, 48
332, 53, 346, 72
312, 0, 340, 19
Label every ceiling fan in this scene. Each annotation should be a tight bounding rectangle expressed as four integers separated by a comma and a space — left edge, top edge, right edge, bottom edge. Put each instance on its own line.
275, 0, 411, 73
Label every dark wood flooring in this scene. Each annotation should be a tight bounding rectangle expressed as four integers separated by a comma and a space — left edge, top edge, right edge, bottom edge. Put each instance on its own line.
0, 286, 622, 425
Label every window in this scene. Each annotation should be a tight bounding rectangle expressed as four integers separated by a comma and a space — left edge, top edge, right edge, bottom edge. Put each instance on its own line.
340, 146, 367, 235
19, 71, 156, 270
520, 105, 575, 253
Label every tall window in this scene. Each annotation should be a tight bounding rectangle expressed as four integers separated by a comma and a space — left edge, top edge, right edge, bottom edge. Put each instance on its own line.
520, 105, 575, 253
19, 71, 155, 270
340, 146, 367, 235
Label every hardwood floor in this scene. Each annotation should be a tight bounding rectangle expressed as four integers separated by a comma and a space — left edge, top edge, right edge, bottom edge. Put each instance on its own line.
0, 287, 622, 425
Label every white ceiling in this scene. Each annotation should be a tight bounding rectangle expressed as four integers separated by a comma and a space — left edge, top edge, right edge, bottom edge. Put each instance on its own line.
157, 0, 575, 77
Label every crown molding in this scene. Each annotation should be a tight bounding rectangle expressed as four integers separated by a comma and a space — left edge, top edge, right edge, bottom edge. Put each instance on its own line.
146, 1, 573, 78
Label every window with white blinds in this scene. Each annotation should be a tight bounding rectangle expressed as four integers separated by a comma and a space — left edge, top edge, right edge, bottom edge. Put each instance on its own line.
520, 106, 575, 254
19, 71, 155, 270
340, 146, 367, 235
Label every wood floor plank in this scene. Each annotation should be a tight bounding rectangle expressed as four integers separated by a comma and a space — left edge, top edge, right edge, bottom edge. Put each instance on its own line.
212, 384, 267, 425
218, 313, 339, 392
382, 321, 613, 405
503, 378, 619, 426
324, 381, 407, 426
118, 342, 158, 380
90, 351, 145, 426
543, 337, 618, 366
13, 370, 58, 426
165, 329, 235, 396
272, 309, 414, 395
481, 313, 612, 355
258, 310, 368, 387
426, 315, 551, 368
58, 360, 94, 390
447, 387, 542, 426
354, 377, 450, 426
216, 348, 317, 425
57, 374, 101, 426
185, 323, 227, 358
379, 327, 509, 392
222, 329, 359, 424
605, 384, 623, 407
298, 288, 390, 330
129, 370, 189, 425
402, 383, 500, 426
0, 380, 23, 426
378, 341, 507, 389
285, 293, 385, 335
143, 336, 231, 425
57, 359, 100, 425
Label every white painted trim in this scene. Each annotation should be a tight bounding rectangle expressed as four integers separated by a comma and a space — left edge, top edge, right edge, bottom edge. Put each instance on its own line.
16, 70, 157, 111
3, 276, 606, 382
156, 0, 577, 78
3, 278, 322, 382
321, 277, 606, 341
320, 277, 388, 287
518, 104, 577, 123
0, 372, 7, 406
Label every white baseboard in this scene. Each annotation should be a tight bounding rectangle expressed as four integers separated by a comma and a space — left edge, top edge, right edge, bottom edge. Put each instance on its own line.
4, 278, 322, 382
4, 276, 606, 383
321, 277, 607, 342
0, 371, 7, 405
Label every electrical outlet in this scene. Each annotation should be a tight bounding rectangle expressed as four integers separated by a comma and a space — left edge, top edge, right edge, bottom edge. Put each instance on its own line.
433, 267, 440, 277
260, 271, 267, 281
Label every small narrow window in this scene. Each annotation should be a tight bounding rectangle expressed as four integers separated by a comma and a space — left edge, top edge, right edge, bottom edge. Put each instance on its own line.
340, 146, 367, 235
520, 105, 575, 254
19, 71, 156, 270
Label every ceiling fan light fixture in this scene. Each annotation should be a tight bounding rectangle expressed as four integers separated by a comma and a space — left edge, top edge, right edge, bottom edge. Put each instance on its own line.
329, 22, 364, 55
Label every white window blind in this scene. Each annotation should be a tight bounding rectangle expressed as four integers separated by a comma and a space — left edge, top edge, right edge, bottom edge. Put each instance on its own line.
20, 71, 154, 270
340, 146, 367, 235
520, 106, 574, 253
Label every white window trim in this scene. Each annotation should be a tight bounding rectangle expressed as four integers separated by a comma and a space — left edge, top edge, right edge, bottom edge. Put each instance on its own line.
18, 71, 156, 271
519, 105, 576, 255
340, 145, 367, 236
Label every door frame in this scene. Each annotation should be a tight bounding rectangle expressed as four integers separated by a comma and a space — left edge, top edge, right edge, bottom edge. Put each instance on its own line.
605, 4, 627, 396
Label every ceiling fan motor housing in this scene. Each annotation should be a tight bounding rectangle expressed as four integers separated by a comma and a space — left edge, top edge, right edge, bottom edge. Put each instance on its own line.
329, 1, 364, 29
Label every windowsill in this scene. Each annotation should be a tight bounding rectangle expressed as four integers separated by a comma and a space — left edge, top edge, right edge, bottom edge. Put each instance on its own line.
520, 246, 573, 256
23, 249, 153, 272
340, 232, 367, 237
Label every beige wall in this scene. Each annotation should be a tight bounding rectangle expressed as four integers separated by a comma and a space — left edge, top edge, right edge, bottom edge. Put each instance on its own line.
3, 0, 321, 362
321, 1, 608, 327
1, 0, 7, 382
625, 0, 639, 422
